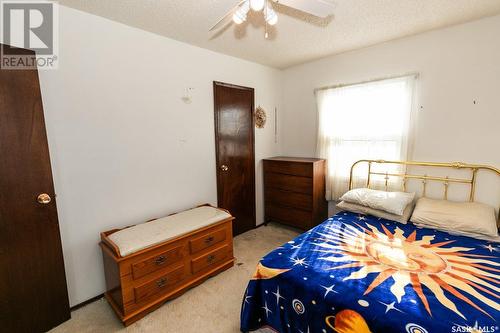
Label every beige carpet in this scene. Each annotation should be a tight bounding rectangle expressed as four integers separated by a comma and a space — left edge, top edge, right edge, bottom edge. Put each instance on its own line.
50, 223, 300, 333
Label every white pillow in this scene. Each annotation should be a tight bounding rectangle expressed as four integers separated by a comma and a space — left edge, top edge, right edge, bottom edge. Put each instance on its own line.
410, 197, 498, 238
337, 201, 414, 224
339, 188, 415, 216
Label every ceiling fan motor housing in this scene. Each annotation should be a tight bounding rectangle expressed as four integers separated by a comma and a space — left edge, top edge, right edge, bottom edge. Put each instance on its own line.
250, 0, 266, 11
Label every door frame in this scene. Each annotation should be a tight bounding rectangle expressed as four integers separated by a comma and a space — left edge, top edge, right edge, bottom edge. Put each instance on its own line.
213, 81, 256, 229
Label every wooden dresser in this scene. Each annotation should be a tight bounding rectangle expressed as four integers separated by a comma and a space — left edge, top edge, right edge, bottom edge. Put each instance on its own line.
264, 157, 328, 230
100, 205, 234, 326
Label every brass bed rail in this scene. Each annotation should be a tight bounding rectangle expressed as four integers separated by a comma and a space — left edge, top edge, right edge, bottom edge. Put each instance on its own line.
348, 160, 500, 202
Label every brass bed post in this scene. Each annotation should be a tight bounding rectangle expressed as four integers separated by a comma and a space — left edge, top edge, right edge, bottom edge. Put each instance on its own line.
470, 168, 478, 202
443, 177, 449, 200
422, 176, 427, 198
349, 160, 359, 191
366, 162, 372, 189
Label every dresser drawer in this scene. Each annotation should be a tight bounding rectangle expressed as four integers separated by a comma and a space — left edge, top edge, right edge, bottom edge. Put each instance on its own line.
264, 160, 313, 177
264, 173, 313, 194
131, 245, 183, 280
191, 244, 230, 274
265, 187, 312, 211
266, 204, 312, 229
134, 264, 185, 304
189, 227, 227, 254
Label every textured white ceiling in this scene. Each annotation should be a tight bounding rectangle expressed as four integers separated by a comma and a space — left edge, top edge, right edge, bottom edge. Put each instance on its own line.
59, 0, 500, 69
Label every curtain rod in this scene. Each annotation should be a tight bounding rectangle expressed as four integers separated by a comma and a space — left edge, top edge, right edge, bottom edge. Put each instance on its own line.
313, 72, 419, 94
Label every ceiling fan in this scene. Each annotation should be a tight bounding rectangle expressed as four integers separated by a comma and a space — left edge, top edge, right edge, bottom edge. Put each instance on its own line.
209, 0, 335, 38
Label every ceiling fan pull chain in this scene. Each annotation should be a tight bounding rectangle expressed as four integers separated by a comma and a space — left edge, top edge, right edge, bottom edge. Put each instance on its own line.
265, 0, 269, 39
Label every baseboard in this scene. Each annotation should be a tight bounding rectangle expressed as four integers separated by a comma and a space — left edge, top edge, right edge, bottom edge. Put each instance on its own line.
255, 222, 267, 229
70, 293, 104, 311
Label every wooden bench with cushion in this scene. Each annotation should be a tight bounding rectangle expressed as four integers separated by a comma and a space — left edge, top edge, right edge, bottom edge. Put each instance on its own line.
100, 204, 234, 326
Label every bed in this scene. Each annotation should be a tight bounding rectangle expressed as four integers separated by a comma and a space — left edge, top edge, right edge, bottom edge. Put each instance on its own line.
241, 160, 500, 333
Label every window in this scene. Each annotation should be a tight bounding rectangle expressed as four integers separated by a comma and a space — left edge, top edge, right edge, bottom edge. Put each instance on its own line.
316, 75, 416, 200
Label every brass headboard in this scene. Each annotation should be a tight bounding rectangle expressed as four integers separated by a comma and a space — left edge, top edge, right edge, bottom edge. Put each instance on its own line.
349, 160, 500, 202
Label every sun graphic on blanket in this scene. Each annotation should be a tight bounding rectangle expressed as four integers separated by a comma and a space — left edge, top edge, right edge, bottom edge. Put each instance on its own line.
314, 219, 500, 319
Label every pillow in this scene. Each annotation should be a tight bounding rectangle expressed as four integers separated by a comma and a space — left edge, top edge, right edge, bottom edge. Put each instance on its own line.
337, 201, 414, 224
410, 197, 498, 238
412, 223, 500, 242
339, 188, 415, 216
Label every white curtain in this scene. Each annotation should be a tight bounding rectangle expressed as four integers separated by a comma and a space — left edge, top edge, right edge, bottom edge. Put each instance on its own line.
316, 75, 416, 200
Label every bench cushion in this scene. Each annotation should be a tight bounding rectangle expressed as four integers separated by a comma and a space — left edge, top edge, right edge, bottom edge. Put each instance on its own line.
108, 206, 232, 257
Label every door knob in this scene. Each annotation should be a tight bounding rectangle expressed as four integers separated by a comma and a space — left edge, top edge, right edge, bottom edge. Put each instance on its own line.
220, 165, 229, 171
37, 193, 51, 204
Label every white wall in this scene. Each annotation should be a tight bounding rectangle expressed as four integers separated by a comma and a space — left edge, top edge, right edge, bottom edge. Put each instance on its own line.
37, 6, 282, 306
281, 15, 500, 213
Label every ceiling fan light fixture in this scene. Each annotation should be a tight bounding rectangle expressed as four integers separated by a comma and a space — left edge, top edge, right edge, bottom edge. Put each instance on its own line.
232, 11, 246, 24
250, 0, 265, 11
267, 14, 278, 26
233, 0, 250, 24
265, 5, 278, 25
211, 0, 336, 38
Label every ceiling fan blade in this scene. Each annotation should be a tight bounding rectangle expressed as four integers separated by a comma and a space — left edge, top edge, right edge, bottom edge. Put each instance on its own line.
274, 0, 335, 18
209, 0, 246, 31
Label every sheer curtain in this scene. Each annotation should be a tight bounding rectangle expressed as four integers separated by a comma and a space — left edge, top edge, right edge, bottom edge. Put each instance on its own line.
316, 75, 416, 200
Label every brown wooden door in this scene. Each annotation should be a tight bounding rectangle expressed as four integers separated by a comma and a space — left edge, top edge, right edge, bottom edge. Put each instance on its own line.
0, 45, 70, 332
213, 82, 256, 236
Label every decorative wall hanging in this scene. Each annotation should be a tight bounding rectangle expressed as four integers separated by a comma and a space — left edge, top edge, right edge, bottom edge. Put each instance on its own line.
255, 106, 267, 128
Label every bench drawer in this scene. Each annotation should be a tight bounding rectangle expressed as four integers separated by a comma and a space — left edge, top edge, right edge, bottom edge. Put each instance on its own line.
134, 265, 185, 304
191, 244, 230, 274
189, 227, 227, 254
131, 245, 183, 280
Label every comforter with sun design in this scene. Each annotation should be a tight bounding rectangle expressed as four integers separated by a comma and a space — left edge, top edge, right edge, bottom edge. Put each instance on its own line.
240, 211, 500, 333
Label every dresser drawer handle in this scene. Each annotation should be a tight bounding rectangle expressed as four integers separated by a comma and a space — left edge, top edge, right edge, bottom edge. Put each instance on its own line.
156, 277, 167, 288
206, 255, 216, 263
155, 256, 166, 265
204, 236, 214, 244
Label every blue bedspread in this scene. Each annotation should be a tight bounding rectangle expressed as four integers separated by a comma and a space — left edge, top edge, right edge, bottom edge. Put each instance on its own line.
240, 211, 500, 333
